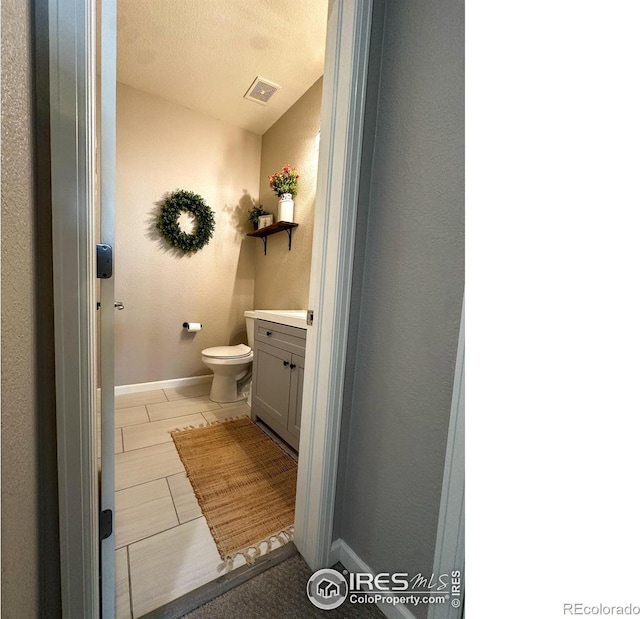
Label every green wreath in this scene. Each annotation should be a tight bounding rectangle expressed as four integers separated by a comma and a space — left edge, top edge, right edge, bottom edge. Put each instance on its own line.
157, 189, 215, 253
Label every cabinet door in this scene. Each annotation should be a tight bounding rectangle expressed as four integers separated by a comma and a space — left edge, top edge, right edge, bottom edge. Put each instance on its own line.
253, 342, 291, 429
287, 354, 305, 448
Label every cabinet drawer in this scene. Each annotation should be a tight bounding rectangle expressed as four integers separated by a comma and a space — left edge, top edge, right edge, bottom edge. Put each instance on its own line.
255, 319, 306, 356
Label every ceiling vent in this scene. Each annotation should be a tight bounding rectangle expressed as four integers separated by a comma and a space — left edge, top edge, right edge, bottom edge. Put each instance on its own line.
244, 76, 280, 105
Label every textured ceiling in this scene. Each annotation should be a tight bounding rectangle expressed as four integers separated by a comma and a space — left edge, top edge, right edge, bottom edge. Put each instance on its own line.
117, 0, 328, 135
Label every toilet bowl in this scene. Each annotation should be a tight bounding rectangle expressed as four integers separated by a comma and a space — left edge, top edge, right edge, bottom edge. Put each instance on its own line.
201, 311, 256, 403
201, 344, 253, 403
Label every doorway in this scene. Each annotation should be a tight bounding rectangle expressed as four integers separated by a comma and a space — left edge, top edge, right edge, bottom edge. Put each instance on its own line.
48, 0, 373, 616
108, 3, 327, 614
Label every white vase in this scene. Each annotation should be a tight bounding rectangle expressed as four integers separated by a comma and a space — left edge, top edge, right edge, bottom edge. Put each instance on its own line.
277, 193, 294, 222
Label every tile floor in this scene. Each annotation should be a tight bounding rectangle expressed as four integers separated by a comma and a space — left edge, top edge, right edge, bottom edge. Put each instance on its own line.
106, 382, 297, 618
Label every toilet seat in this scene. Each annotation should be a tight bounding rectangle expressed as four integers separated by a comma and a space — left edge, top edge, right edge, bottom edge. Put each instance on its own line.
201, 343, 251, 359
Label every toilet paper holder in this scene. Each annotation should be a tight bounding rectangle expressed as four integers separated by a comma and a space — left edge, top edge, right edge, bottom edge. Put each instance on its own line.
183, 322, 203, 332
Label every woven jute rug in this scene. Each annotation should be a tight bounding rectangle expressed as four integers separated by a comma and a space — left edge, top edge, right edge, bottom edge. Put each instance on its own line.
170, 416, 297, 567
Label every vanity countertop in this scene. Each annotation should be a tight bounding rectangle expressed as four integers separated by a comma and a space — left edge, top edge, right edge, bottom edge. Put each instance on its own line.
253, 309, 308, 330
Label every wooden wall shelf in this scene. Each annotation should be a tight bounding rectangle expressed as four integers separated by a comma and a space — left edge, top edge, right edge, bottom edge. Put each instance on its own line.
247, 221, 299, 255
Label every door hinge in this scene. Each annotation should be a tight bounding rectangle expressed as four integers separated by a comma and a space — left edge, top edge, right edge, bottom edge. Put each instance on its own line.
307, 309, 314, 326
100, 509, 113, 540
96, 244, 113, 279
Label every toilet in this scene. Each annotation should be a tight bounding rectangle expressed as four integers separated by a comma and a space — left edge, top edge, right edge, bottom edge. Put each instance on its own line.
201, 311, 255, 403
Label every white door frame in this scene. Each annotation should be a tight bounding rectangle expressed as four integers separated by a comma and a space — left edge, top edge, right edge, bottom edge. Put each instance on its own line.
294, 0, 373, 570
99, 0, 118, 614
48, 0, 372, 612
428, 296, 465, 619
48, 0, 100, 616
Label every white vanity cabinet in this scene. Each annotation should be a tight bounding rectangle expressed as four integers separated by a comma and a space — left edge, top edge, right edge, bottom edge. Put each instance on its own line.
251, 318, 306, 450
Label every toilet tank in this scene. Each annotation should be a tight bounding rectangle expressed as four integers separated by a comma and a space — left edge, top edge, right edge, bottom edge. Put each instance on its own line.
244, 311, 256, 349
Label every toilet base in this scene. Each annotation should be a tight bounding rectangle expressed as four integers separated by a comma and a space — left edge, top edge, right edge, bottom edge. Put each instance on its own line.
209, 374, 246, 403
201, 351, 252, 404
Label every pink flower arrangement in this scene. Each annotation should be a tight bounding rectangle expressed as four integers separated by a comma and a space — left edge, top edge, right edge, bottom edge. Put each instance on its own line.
268, 164, 299, 198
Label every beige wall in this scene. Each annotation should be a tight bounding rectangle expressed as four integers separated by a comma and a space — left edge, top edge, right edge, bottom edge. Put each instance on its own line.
253, 78, 323, 309
1, 0, 47, 615
115, 84, 261, 385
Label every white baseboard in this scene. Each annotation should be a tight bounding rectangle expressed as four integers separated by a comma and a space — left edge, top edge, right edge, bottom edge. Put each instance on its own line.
97, 374, 211, 399
328, 539, 342, 566
330, 538, 416, 619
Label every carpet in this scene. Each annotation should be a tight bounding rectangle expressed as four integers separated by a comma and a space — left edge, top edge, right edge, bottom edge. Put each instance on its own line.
181, 555, 386, 619
171, 416, 297, 564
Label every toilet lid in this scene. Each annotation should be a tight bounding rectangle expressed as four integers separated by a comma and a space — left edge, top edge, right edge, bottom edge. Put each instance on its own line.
202, 344, 251, 359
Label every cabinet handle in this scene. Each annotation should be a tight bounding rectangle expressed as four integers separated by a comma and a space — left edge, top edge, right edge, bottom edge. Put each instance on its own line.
266, 331, 272, 336
283, 360, 289, 367
290, 363, 297, 370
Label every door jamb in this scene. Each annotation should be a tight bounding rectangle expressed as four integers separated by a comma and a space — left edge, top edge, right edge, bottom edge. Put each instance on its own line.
48, 0, 100, 615
294, 0, 373, 570
428, 296, 465, 619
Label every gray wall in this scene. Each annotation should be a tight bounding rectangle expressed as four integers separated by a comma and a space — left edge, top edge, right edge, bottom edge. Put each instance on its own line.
1, 0, 61, 616
334, 2, 464, 615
